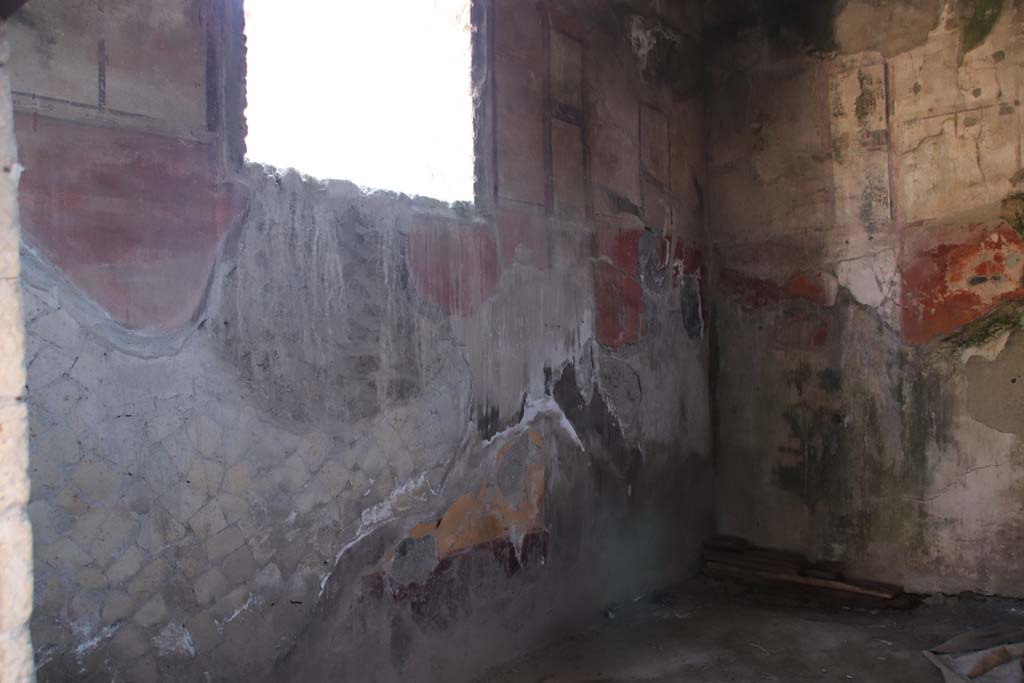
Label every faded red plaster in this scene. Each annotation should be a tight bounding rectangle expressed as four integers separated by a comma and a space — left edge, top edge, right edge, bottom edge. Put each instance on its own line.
811, 323, 829, 347
407, 218, 500, 316
720, 269, 785, 309
660, 236, 704, 286
720, 268, 836, 310
595, 228, 644, 348
901, 222, 1024, 344
786, 271, 835, 307
16, 115, 242, 330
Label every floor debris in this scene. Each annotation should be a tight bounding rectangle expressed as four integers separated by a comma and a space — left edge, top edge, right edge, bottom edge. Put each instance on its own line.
926, 625, 1024, 682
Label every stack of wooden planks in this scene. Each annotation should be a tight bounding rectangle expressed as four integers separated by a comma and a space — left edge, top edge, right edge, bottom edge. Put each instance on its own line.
702, 536, 912, 608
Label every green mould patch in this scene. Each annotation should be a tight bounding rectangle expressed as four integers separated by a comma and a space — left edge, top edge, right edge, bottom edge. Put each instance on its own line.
773, 403, 846, 510
1001, 191, 1024, 237
960, 0, 1003, 62
901, 372, 937, 489
946, 299, 1024, 351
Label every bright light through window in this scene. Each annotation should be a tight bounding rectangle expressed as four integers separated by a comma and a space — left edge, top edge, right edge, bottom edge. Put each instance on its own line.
243, 0, 475, 203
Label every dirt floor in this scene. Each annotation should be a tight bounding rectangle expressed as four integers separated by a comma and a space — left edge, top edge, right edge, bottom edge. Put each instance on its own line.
476, 579, 1024, 682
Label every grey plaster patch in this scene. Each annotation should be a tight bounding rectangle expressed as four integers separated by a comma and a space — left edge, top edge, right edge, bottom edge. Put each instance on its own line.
206, 526, 245, 563
193, 568, 228, 606
965, 331, 1024, 435
133, 595, 168, 627
152, 622, 195, 659
388, 536, 440, 587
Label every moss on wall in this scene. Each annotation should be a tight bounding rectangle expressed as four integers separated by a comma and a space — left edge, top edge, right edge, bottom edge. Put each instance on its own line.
946, 299, 1024, 350
960, 0, 1003, 61
1001, 191, 1024, 237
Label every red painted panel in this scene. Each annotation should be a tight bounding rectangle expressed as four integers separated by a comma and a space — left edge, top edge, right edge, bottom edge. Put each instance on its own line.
901, 222, 1024, 344
16, 114, 241, 330
595, 228, 643, 348
408, 218, 500, 316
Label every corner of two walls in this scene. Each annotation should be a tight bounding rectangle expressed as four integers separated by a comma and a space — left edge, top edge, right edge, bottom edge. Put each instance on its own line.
708, 0, 1024, 596
14, 0, 712, 680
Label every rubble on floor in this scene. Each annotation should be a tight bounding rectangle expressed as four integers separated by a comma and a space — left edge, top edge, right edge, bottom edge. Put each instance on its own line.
926, 625, 1024, 683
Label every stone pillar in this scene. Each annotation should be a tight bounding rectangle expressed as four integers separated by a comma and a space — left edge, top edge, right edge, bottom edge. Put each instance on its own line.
0, 19, 34, 683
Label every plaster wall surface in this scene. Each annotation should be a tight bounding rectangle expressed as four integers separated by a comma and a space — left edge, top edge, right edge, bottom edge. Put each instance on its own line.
708, 0, 1024, 596
15, 1, 713, 680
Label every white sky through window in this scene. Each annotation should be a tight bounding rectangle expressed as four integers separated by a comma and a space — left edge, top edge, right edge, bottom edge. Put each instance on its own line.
243, 0, 475, 202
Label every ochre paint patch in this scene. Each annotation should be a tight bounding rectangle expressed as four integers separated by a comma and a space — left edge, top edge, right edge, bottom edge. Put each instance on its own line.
407, 436, 548, 557
409, 464, 545, 559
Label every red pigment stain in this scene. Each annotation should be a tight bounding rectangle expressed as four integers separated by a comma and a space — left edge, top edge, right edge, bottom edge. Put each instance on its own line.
407, 218, 500, 316
720, 269, 786, 309
17, 114, 242, 331
901, 222, 1024, 344
595, 229, 644, 349
660, 236, 704, 286
786, 272, 833, 307
812, 324, 829, 347
721, 268, 836, 310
